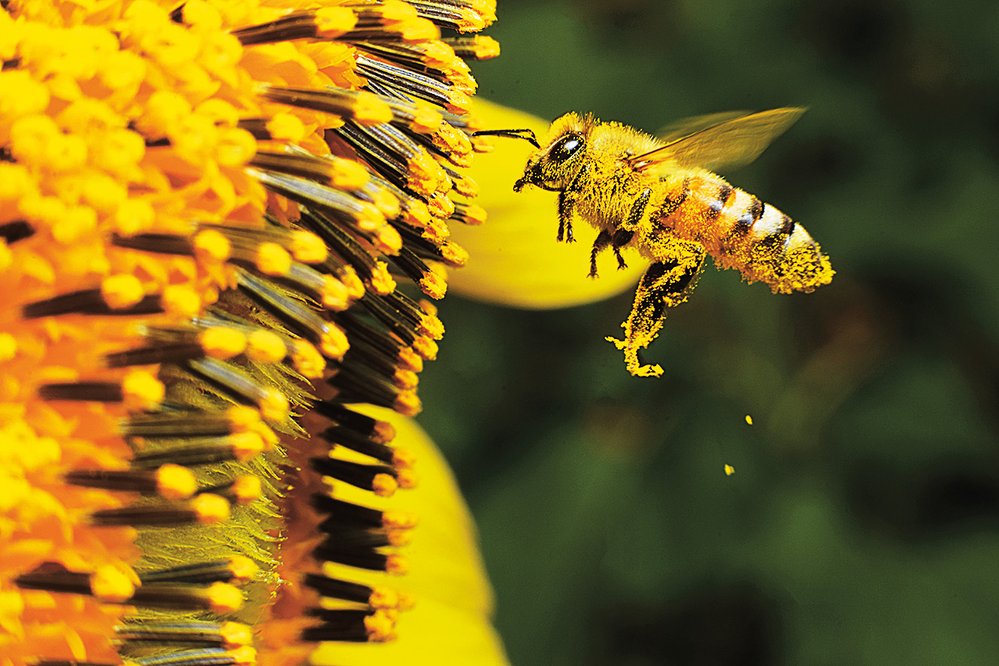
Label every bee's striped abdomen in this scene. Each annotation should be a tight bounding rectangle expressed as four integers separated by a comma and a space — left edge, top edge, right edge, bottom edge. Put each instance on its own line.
657, 173, 834, 293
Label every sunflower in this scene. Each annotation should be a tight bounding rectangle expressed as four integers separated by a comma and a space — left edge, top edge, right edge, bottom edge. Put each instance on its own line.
0, 1, 518, 663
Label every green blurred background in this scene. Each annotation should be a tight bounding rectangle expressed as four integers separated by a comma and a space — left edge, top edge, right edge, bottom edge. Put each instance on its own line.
422, 1, 999, 664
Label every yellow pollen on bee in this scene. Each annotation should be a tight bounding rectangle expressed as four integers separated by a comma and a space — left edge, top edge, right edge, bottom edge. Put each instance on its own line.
744, 414, 754, 426
724, 464, 736, 476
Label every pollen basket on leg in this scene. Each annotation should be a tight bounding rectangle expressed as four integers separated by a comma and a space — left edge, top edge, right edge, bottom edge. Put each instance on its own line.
2, 0, 495, 664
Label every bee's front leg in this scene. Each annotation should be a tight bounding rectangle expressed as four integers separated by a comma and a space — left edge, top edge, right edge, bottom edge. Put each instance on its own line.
556, 163, 591, 243
606, 244, 705, 378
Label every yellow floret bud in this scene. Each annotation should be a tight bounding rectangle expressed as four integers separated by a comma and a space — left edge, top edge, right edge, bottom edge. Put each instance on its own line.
156, 463, 198, 500
374, 225, 402, 256
90, 565, 136, 603
315, 7, 358, 37
290, 341, 325, 379
192, 493, 231, 525
258, 389, 290, 423
289, 230, 328, 263
321, 276, 350, 311
385, 554, 408, 577
101, 274, 145, 310
194, 229, 231, 262
419, 271, 447, 300
231, 475, 262, 504
266, 113, 306, 142
206, 582, 244, 614
0, 333, 16, 363
246, 330, 286, 363
370, 262, 396, 296
220, 622, 254, 648
216, 127, 257, 167
364, 611, 396, 642
255, 242, 292, 276
114, 197, 156, 236
122, 370, 165, 411
199, 327, 247, 359
162, 285, 202, 319
352, 91, 393, 125
372, 473, 398, 498
229, 431, 265, 461
320, 326, 350, 360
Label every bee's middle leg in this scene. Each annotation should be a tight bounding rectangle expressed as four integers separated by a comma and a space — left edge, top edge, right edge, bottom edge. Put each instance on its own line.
606, 247, 706, 378
589, 229, 613, 278
608, 188, 651, 270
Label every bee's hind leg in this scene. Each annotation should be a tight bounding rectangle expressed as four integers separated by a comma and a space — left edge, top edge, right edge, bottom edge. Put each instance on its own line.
606, 245, 705, 378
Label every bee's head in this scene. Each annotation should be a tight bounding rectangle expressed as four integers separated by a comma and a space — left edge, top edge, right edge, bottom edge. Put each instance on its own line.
514, 113, 593, 193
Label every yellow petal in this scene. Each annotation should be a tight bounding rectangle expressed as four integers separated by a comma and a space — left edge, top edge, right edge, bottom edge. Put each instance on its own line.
313, 406, 508, 665
448, 98, 648, 309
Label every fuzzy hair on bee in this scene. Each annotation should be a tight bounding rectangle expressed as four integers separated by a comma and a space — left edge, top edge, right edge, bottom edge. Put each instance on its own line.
487, 108, 834, 377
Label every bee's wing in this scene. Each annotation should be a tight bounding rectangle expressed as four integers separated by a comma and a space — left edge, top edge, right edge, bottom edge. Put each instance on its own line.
633, 107, 806, 172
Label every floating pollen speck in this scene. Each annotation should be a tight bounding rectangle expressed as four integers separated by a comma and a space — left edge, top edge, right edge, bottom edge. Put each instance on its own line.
0, 0, 499, 664
745, 414, 754, 426
724, 464, 736, 476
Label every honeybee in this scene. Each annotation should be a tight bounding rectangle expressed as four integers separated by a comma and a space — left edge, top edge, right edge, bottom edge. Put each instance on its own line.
477, 108, 834, 377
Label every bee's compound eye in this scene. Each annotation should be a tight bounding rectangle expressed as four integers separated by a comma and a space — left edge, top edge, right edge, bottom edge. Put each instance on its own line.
551, 134, 583, 162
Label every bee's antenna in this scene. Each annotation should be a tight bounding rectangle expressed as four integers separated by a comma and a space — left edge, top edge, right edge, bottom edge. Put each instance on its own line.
472, 128, 540, 149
